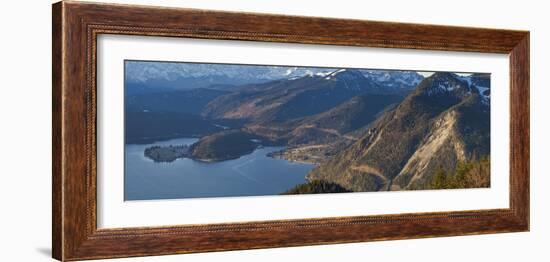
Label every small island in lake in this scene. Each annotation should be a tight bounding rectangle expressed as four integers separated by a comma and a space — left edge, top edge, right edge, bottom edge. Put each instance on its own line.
144, 130, 268, 163
144, 145, 191, 163
189, 130, 264, 162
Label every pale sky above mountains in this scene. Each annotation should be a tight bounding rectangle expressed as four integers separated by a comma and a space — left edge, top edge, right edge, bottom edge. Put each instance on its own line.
125, 60, 476, 83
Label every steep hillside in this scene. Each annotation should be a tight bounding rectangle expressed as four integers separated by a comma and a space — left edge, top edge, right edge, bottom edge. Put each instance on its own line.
257, 93, 402, 143
292, 93, 403, 134
307, 72, 490, 191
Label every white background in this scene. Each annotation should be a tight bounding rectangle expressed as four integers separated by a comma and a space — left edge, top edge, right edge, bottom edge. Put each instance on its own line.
0, 0, 547, 261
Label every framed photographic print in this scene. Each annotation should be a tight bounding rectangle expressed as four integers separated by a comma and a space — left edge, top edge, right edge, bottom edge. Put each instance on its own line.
52, 1, 529, 261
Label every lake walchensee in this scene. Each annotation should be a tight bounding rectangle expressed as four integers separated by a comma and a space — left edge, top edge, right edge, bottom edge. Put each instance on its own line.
124, 138, 314, 200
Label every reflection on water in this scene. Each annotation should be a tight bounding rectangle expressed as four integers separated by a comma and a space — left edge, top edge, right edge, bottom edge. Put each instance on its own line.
124, 138, 314, 200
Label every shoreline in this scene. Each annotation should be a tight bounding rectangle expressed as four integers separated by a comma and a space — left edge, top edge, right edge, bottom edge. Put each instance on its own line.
137, 135, 320, 166
268, 153, 320, 165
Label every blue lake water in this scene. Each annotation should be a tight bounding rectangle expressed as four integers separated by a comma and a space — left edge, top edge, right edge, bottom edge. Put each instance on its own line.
124, 137, 315, 200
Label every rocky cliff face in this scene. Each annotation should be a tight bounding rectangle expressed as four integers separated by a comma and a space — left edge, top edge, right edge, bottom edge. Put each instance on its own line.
307, 72, 490, 191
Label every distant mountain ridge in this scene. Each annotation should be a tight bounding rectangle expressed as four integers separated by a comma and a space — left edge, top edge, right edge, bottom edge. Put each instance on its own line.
126, 88, 230, 115
360, 70, 424, 91
201, 69, 410, 124
125, 62, 335, 93
126, 61, 335, 83
125, 61, 425, 94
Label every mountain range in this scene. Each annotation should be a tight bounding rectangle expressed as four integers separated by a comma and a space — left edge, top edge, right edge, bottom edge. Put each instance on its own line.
202, 69, 411, 123
125, 61, 424, 94
125, 65, 490, 192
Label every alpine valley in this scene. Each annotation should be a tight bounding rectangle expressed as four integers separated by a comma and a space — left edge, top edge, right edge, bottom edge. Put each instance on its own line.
125, 61, 491, 199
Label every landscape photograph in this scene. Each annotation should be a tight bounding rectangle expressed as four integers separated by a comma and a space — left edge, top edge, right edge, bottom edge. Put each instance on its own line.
124, 60, 491, 201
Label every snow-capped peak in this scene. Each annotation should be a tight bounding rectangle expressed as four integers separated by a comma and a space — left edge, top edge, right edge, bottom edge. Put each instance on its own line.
284, 67, 297, 76
457, 74, 491, 104
314, 71, 333, 77
360, 70, 424, 90
324, 69, 347, 80
422, 73, 490, 106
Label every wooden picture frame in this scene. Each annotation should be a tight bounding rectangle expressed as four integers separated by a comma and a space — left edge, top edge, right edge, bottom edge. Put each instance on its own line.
52, 1, 529, 261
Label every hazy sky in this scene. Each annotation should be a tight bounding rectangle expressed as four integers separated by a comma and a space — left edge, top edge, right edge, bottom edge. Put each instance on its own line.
125, 60, 475, 83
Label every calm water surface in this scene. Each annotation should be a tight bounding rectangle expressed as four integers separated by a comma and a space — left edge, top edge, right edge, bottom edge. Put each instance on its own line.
125, 138, 314, 200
